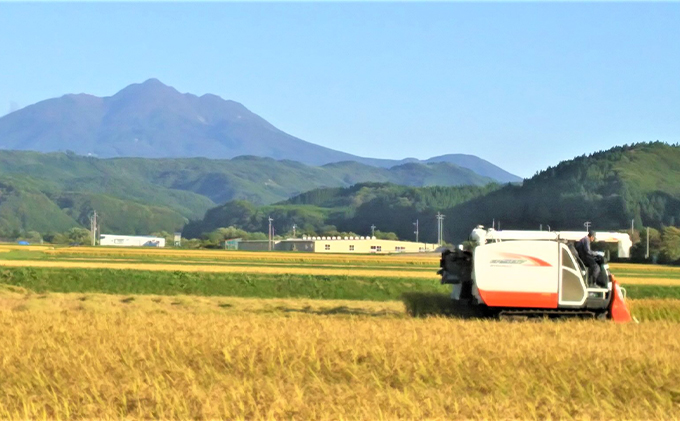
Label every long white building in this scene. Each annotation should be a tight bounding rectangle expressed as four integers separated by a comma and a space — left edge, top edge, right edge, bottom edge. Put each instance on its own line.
237, 236, 440, 253
99, 234, 165, 247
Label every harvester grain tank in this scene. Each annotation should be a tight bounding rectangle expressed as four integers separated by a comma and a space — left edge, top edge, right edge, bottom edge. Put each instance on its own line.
438, 227, 633, 322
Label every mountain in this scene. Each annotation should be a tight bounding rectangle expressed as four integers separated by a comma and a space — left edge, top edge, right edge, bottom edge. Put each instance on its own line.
184, 142, 680, 243
0, 79, 520, 182
0, 150, 496, 236
423, 154, 519, 183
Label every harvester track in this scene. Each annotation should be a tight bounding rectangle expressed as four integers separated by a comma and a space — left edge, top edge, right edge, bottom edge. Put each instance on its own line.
498, 308, 606, 321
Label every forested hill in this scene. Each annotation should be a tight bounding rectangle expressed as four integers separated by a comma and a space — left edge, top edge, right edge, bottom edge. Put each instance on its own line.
442, 142, 680, 240
186, 142, 680, 244
183, 183, 502, 240
0, 150, 494, 236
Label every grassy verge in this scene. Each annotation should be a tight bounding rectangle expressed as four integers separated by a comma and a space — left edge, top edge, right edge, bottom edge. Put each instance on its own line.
0, 267, 448, 301
621, 284, 680, 299
2, 267, 680, 302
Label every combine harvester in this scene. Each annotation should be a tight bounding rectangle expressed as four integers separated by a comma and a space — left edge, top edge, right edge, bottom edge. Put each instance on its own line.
439, 226, 633, 322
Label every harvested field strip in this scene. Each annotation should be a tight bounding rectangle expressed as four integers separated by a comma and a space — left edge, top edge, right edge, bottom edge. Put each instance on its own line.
0, 268, 447, 300
1, 267, 679, 301
44, 247, 440, 264
622, 284, 680, 300
0, 309, 678, 420
0, 259, 436, 279
0, 290, 407, 318
1, 258, 674, 284
0, 290, 677, 322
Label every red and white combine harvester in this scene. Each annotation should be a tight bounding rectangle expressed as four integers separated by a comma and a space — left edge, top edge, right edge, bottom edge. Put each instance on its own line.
438, 226, 633, 322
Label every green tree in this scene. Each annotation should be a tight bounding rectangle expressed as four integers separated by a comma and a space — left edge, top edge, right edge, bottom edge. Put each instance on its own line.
631, 227, 662, 261
659, 227, 680, 263
374, 230, 399, 241
151, 231, 174, 245
22, 230, 43, 244
67, 227, 91, 245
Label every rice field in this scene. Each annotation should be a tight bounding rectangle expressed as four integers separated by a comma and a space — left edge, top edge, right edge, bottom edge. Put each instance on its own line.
1, 288, 680, 420
0, 296, 678, 420
43, 246, 440, 265
1, 245, 679, 419
2, 246, 680, 286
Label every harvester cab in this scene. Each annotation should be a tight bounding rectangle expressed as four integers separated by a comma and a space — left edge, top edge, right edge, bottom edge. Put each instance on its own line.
438, 227, 633, 322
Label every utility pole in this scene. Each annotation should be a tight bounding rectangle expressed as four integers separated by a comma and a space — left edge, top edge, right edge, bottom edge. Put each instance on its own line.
646, 227, 650, 260
631, 219, 635, 238
436, 212, 445, 246
292, 223, 297, 238
492, 218, 495, 230
584, 221, 592, 232
371, 224, 376, 238
89, 210, 98, 246
268, 216, 274, 251
413, 219, 419, 243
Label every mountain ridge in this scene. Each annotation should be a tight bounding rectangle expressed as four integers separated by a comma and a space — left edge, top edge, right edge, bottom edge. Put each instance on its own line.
0, 78, 520, 183
0, 149, 499, 236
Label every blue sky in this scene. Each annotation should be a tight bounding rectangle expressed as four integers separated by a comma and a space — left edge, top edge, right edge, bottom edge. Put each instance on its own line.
1, 2, 678, 177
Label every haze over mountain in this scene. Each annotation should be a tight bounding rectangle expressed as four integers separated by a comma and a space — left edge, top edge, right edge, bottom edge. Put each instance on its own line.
0, 79, 520, 183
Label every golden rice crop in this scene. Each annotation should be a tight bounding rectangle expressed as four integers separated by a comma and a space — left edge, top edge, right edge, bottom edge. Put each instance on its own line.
0, 259, 436, 278
614, 276, 680, 286
629, 299, 680, 322
0, 289, 674, 322
0, 296, 678, 420
610, 263, 680, 272
58, 256, 437, 272
44, 247, 440, 264
0, 244, 52, 251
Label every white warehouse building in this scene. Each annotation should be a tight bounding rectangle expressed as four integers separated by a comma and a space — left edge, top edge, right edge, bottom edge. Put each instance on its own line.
99, 234, 166, 247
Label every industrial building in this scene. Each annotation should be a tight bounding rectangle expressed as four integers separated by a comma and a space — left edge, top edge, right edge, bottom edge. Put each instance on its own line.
99, 234, 166, 247
236, 236, 440, 253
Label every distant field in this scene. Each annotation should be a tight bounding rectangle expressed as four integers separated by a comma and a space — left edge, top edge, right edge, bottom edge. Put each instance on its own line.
43, 246, 440, 264
1, 247, 680, 287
